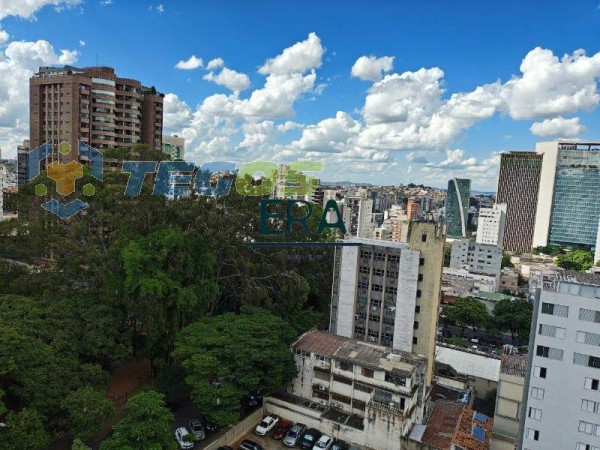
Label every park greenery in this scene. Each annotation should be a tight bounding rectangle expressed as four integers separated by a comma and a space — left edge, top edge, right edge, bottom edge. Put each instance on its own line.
0, 145, 334, 449
444, 296, 533, 345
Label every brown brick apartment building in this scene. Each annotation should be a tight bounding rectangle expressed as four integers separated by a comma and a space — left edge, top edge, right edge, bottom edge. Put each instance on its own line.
29, 65, 163, 162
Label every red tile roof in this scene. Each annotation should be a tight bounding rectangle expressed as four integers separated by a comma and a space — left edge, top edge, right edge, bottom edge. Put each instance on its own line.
421, 402, 493, 450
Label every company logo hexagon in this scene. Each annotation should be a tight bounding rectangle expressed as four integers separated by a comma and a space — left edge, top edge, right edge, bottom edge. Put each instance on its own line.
27, 141, 103, 219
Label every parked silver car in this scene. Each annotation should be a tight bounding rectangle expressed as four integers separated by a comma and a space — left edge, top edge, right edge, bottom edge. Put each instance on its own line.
283, 423, 306, 447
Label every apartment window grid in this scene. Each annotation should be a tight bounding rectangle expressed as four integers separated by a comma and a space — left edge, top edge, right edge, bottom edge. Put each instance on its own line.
578, 420, 600, 437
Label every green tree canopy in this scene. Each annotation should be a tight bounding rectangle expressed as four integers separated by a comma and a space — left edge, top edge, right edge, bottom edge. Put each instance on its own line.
62, 387, 115, 442
445, 297, 490, 335
121, 229, 218, 361
99, 390, 175, 450
556, 248, 594, 272
173, 306, 298, 425
493, 298, 533, 344
0, 408, 50, 450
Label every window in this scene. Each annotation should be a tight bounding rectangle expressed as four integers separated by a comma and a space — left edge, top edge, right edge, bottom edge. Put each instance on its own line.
418, 274, 423, 281
417, 290, 422, 298
384, 373, 406, 386
530, 387, 545, 400
578, 421, 596, 435
528, 407, 542, 421
419, 257, 425, 266
413, 337, 418, 345
415, 305, 420, 313
421, 234, 427, 242
538, 324, 566, 339
526, 428, 539, 441
337, 361, 353, 371
361, 367, 374, 378
580, 308, 600, 323
533, 366, 547, 378
585, 378, 600, 391
541, 302, 569, 317
414, 321, 419, 329
536, 345, 563, 361
576, 443, 600, 450
582, 399, 599, 414
333, 374, 352, 385
577, 331, 600, 346
576, 354, 600, 369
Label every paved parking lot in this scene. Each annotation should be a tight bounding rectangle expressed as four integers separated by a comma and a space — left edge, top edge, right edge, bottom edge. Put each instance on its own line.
232, 431, 289, 450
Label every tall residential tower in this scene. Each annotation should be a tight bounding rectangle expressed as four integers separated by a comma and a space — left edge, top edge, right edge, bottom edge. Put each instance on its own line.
29, 66, 164, 162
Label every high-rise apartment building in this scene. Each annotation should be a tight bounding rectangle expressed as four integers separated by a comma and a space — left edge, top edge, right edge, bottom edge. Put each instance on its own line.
520, 272, 600, 450
533, 141, 600, 249
477, 203, 507, 249
29, 66, 163, 163
343, 195, 374, 238
162, 134, 185, 160
16, 140, 29, 186
445, 178, 471, 238
496, 152, 543, 254
330, 221, 445, 384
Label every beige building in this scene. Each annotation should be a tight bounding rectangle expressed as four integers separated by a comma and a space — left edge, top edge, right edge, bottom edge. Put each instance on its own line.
268, 329, 428, 450
330, 221, 445, 385
491, 354, 526, 450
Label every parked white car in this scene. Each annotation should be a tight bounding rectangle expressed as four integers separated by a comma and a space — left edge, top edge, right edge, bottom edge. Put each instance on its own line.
175, 427, 194, 449
254, 415, 279, 436
313, 434, 334, 450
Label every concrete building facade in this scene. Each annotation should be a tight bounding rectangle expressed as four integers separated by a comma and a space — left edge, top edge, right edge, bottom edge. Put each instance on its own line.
282, 329, 428, 450
29, 65, 163, 163
492, 354, 526, 449
520, 272, 600, 450
476, 203, 507, 249
496, 152, 543, 254
330, 222, 445, 385
450, 238, 503, 278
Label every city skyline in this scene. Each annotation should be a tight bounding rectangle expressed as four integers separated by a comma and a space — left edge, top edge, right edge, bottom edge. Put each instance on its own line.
0, 1, 599, 191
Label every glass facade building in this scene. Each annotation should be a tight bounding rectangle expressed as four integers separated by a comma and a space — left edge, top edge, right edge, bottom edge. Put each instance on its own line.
548, 144, 600, 248
445, 178, 471, 238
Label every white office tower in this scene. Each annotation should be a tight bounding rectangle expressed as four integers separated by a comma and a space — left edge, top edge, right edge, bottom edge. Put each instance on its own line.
476, 203, 507, 248
520, 272, 600, 450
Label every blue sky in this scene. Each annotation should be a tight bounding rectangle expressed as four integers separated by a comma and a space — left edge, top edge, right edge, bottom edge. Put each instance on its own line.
0, 0, 599, 190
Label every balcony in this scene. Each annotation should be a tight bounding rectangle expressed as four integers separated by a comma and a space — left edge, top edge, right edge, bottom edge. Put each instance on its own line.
368, 399, 404, 416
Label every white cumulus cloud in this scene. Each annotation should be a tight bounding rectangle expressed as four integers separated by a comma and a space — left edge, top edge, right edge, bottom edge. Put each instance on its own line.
0, 0, 81, 20
351, 55, 394, 82
258, 32, 324, 75
206, 58, 224, 70
203, 67, 251, 92
174, 55, 202, 70
530, 116, 586, 137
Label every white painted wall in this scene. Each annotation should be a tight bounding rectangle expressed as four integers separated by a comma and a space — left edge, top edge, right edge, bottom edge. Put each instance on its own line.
532, 142, 559, 248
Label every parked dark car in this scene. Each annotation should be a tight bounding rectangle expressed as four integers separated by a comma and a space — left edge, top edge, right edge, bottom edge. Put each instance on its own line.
242, 394, 263, 411
239, 439, 263, 450
217, 447, 233, 450
201, 415, 218, 432
332, 440, 348, 450
271, 419, 292, 439
299, 428, 322, 450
